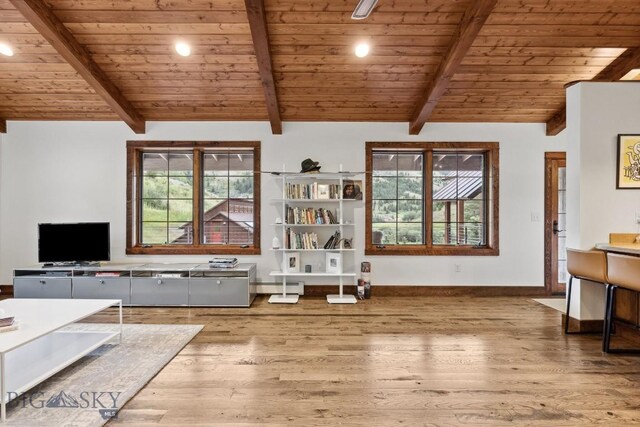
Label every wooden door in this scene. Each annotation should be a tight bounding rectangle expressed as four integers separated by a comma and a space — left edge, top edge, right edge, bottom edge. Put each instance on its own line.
544, 152, 567, 295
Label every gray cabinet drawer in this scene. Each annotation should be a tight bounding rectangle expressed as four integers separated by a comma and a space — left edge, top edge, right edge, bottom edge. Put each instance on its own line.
189, 278, 250, 307
72, 277, 130, 304
13, 277, 72, 299
131, 278, 188, 306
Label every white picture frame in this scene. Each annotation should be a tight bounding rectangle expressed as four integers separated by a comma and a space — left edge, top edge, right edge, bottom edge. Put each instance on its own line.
317, 184, 330, 199
325, 251, 342, 274
283, 252, 301, 273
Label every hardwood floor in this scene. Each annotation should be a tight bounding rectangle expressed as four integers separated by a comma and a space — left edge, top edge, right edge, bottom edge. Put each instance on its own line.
88, 296, 640, 426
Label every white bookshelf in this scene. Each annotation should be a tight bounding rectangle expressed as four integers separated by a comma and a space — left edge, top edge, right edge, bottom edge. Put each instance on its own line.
268, 170, 361, 304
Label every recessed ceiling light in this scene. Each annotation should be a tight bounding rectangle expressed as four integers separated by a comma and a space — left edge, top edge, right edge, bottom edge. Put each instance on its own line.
175, 42, 191, 57
355, 43, 370, 58
0, 42, 14, 57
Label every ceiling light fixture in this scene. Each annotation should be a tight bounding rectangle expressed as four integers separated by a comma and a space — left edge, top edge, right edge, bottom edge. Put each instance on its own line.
355, 43, 370, 58
0, 42, 14, 57
351, 0, 379, 20
175, 41, 191, 57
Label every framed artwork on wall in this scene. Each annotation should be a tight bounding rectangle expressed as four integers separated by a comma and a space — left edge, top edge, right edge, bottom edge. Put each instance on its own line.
617, 134, 640, 189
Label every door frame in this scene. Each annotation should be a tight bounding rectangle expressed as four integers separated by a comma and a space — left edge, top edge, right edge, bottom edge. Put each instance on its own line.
544, 151, 566, 295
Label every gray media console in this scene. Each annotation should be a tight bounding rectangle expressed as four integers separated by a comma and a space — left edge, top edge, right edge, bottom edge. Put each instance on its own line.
13, 263, 257, 307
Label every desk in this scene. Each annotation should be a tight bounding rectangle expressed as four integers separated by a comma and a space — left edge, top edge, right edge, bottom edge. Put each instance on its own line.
594, 243, 640, 256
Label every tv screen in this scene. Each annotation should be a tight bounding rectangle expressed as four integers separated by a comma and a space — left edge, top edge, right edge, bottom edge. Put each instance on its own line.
38, 222, 111, 263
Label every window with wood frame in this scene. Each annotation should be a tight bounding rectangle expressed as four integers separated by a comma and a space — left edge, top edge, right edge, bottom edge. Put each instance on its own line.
365, 142, 498, 256
126, 141, 260, 255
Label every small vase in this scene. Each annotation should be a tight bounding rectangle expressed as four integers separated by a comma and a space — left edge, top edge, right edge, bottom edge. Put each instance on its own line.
272, 237, 281, 249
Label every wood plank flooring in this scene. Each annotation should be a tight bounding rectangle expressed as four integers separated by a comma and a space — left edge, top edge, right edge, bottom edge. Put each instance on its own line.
87, 296, 640, 426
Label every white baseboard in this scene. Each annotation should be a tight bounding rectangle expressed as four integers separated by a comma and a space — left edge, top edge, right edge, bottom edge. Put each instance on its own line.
256, 281, 304, 296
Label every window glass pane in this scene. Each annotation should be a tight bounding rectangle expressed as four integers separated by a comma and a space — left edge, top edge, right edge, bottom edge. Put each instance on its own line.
141, 199, 167, 221
398, 200, 423, 222
397, 154, 422, 176
373, 200, 396, 222
229, 220, 253, 245
168, 199, 192, 222
460, 223, 484, 245
398, 177, 422, 199
203, 221, 229, 244
141, 222, 168, 244
372, 153, 397, 175
229, 152, 253, 176
432, 151, 486, 247
397, 223, 423, 245
462, 200, 484, 223
168, 152, 193, 176
203, 199, 228, 220
143, 176, 168, 198
203, 153, 229, 176
169, 222, 192, 244
372, 223, 396, 245
229, 176, 253, 198
372, 150, 424, 246
372, 177, 397, 199
433, 153, 458, 176
169, 176, 193, 198
203, 177, 229, 199
142, 153, 168, 176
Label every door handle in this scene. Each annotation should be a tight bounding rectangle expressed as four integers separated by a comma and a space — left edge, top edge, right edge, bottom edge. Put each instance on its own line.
553, 220, 565, 235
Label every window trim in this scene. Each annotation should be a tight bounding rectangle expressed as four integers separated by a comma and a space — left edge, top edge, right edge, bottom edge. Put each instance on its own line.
126, 140, 261, 255
365, 141, 499, 256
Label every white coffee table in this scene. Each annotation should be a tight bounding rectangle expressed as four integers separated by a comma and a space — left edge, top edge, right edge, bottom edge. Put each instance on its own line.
0, 299, 122, 422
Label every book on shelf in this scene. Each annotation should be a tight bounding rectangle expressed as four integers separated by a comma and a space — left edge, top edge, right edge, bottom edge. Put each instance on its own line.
323, 231, 341, 249
95, 272, 121, 277
156, 273, 184, 278
285, 183, 341, 200
285, 228, 319, 250
285, 206, 337, 225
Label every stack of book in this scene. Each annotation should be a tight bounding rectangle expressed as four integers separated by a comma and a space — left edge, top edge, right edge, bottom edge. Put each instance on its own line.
209, 258, 238, 268
286, 206, 337, 224
285, 229, 319, 249
0, 315, 17, 333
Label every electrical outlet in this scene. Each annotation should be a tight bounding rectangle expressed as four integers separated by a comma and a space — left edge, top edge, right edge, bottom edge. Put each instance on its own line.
454, 264, 461, 273
531, 212, 540, 222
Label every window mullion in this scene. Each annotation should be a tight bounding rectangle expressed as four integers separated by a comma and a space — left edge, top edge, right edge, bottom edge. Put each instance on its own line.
425, 150, 433, 247
193, 148, 203, 246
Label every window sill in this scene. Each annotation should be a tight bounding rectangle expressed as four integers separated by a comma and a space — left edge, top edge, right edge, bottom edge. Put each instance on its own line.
365, 246, 499, 256
126, 245, 261, 256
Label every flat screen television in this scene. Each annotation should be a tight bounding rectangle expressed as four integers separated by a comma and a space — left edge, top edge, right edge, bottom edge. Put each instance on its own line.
38, 222, 111, 264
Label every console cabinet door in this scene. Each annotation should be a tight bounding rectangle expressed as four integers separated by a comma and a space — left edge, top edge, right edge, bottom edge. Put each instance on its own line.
189, 278, 249, 307
72, 277, 131, 304
13, 277, 72, 298
131, 278, 189, 306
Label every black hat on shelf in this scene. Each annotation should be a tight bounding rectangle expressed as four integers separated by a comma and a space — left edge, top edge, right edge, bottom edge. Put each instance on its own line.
300, 158, 321, 173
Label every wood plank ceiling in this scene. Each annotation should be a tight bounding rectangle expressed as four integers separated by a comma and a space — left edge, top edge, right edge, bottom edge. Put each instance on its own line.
1, 0, 640, 134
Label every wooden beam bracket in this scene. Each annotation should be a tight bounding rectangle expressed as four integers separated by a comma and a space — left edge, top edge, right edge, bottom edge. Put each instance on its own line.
10, 0, 145, 134
409, 0, 498, 135
244, 0, 282, 135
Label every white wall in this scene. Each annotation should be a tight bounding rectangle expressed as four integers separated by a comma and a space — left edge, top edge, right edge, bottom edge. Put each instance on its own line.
566, 82, 640, 319
0, 121, 566, 286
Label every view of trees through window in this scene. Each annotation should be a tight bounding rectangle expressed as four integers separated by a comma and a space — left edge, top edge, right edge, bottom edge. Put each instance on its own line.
141, 151, 194, 245
140, 150, 254, 246
371, 150, 487, 247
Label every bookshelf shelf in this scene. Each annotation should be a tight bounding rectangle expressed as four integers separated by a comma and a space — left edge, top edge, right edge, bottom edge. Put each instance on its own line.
269, 171, 361, 305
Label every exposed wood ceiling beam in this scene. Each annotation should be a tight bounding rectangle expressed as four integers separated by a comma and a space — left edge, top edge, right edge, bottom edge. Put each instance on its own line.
9, 0, 145, 134
0, 119, 6, 134
244, 0, 282, 135
546, 47, 640, 136
409, 0, 498, 135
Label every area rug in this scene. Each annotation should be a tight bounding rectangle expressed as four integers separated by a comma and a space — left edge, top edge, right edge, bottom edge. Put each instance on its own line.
3, 323, 203, 427
533, 297, 566, 313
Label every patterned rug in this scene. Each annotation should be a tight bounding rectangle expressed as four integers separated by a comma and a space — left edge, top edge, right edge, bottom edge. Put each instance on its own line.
3, 323, 203, 426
